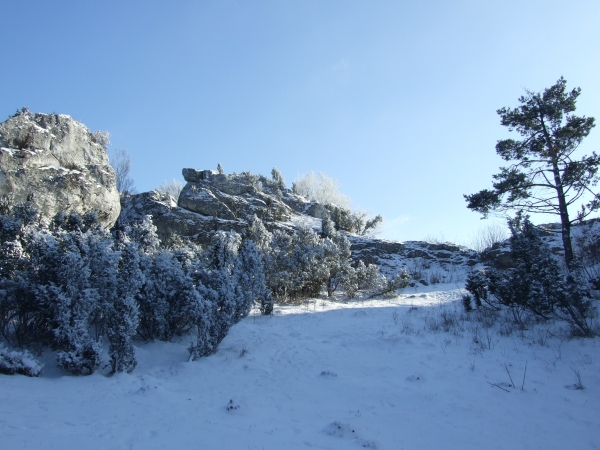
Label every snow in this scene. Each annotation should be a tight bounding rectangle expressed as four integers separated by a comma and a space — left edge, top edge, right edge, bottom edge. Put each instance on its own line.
1, 286, 599, 449
288, 212, 322, 231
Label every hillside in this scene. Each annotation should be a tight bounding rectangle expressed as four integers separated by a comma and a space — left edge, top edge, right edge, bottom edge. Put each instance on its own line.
2, 286, 599, 449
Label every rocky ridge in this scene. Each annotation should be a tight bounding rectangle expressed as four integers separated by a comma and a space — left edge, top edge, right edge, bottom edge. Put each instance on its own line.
120, 167, 480, 280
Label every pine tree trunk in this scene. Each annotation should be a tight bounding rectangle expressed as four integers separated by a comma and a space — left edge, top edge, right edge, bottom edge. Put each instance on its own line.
541, 114, 574, 269
551, 160, 574, 268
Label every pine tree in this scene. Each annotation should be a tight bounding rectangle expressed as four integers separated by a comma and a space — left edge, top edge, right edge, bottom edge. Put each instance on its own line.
465, 216, 594, 336
465, 77, 598, 269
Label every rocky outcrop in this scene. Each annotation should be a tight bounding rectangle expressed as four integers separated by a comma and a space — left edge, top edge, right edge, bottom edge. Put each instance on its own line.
0, 110, 120, 228
121, 167, 486, 278
118, 168, 331, 246
177, 168, 333, 225
119, 190, 247, 245
350, 235, 479, 277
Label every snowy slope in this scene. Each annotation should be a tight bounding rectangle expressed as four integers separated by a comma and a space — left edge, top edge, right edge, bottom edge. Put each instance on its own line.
1, 286, 599, 449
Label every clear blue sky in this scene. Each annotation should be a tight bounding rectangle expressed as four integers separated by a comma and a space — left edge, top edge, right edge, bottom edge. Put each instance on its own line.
2, 1, 599, 245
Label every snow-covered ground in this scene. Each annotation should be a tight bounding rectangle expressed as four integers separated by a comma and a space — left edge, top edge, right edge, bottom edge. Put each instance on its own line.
2, 285, 599, 449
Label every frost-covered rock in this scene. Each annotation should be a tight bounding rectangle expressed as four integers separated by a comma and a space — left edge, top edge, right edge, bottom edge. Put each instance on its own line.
119, 190, 246, 245
0, 110, 120, 228
179, 169, 295, 222
349, 235, 479, 271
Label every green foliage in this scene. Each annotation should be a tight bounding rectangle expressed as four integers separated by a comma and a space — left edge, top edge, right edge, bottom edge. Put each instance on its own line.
465, 216, 594, 337
465, 77, 599, 267
325, 204, 382, 236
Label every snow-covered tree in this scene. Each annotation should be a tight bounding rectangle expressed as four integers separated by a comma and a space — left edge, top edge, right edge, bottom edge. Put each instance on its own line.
271, 167, 285, 190
292, 171, 350, 208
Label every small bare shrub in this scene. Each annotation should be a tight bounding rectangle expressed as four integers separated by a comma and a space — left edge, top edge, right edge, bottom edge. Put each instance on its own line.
13, 125, 35, 150
427, 268, 445, 285
470, 222, 509, 253
156, 179, 184, 202
568, 366, 584, 390
110, 148, 135, 195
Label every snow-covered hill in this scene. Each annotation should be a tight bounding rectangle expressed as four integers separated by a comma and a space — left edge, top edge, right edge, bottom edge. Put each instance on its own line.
2, 285, 598, 449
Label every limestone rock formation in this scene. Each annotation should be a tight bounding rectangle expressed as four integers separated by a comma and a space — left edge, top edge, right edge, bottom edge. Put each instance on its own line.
119, 168, 326, 245
120, 167, 483, 278
179, 169, 294, 222
0, 109, 120, 228
119, 190, 246, 245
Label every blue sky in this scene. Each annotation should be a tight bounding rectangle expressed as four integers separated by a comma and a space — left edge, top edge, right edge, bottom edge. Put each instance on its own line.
2, 1, 599, 245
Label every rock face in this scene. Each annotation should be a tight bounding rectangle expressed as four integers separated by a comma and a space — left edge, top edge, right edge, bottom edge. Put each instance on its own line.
178, 169, 294, 222
0, 110, 120, 228
119, 168, 329, 245
119, 190, 247, 245
119, 167, 483, 279
350, 235, 479, 276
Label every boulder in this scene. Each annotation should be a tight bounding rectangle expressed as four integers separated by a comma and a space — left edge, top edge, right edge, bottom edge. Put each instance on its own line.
178, 184, 238, 220
0, 110, 120, 228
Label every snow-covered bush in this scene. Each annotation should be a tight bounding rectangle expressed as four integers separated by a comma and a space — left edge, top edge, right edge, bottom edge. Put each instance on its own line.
106, 234, 143, 373
355, 261, 381, 292
262, 226, 333, 301
235, 240, 272, 315
0, 203, 51, 351
340, 260, 383, 299
271, 167, 285, 190
137, 249, 201, 341
91, 130, 110, 150
0, 344, 43, 376
188, 231, 257, 359
465, 217, 595, 337
376, 271, 411, 298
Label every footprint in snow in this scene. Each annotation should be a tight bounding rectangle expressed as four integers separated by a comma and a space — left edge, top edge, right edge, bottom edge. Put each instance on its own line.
352, 310, 367, 317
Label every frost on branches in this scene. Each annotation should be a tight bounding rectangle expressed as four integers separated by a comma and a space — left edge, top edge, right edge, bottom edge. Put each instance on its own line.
0, 199, 407, 375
